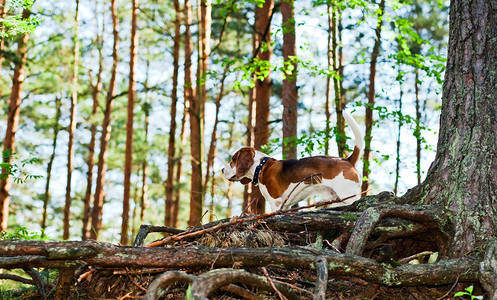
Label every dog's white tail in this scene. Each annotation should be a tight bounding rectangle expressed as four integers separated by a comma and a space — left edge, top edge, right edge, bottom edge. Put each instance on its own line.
342, 110, 363, 166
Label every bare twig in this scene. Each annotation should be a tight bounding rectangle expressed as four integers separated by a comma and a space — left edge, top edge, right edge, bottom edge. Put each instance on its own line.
262, 267, 287, 300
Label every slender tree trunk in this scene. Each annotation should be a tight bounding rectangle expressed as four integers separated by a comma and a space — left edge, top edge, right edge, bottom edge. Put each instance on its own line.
140, 104, 149, 225
324, 1, 332, 156
90, 0, 119, 240
203, 66, 228, 196
63, 0, 80, 240
361, 0, 385, 195
121, 0, 138, 246
0, 9, 30, 232
249, 0, 274, 214
394, 74, 403, 196
208, 169, 216, 222
82, 17, 104, 241
411, 0, 497, 257
172, 99, 188, 228
187, 0, 204, 227
0, 0, 7, 74
41, 97, 62, 236
332, 6, 345, 157
281, 0, 298, 159
414, 68, 422, 185
165, 0, 181, 227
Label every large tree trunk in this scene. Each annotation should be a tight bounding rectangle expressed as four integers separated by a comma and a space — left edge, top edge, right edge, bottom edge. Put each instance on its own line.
249, 0, 274, 214
41, 97, 62, 236
0, 9, 30, 232
332, 6, 345, 157
410, 0, 497, 257
281, 0, 298, 159
121, 0, 138, 246
63, 0, 80, 240
361, 0, 385, 195
165, 0, 181, 227
90, 0, 119, 240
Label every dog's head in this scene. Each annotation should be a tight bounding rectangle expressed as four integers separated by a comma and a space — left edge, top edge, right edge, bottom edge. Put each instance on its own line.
222, 147, 256, 185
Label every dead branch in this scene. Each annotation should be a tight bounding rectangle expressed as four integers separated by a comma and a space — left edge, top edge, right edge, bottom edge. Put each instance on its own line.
0, 240, 480, 286
313, 257, 328, 300
23, 268, 47, 298
133, 224, 184, 246
145, 196, 347, 248
345, 204, 447, 256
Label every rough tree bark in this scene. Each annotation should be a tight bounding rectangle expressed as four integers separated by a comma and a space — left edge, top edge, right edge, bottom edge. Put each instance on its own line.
121, 0, 138, 246
0, 8, 30, 232
63, 0, 80, 240
361, 0, 385, 195
281, 0, 298, 159
90, 0, 119, 240
249, 0, 274, 214
403, 0, 497, 258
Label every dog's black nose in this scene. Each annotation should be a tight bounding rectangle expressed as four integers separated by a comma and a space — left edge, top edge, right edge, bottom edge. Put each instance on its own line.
221, 168, 224, 173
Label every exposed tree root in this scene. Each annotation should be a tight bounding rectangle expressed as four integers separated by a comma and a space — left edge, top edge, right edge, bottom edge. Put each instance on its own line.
345, 204, 448, 256
480, 238, 497, 300
0, 192, 491, 298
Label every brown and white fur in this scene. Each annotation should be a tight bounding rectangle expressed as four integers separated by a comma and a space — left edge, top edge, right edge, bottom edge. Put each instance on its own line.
222, 111, 363, 212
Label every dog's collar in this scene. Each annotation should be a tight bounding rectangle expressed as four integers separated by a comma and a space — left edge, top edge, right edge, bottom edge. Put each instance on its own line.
252, 157, 269, 186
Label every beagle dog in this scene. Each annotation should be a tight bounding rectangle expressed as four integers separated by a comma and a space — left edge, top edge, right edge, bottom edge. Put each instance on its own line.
222, 111, 363, 212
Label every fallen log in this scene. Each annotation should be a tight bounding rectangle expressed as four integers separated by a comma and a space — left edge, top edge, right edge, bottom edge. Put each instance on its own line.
0, 240, 480, 286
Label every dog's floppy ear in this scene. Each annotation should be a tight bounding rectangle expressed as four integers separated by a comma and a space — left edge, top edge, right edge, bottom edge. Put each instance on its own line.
240, 177, 252, 185
235, 147, 255, 179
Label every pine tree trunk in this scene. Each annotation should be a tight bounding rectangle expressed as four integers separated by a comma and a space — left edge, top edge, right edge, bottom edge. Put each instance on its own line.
165, 0, 181, 227
411, 0, 497, 257
90, 0, 119, 240
140, 104, 149, 225
184, 0, 203, 227
63, 0, 80, 240
0, 0, 7, 74
121, 0, 138, 246
394, 70, 403, 196
281, 0, 298, 159
414, 68, 422, 185
332, 7, 345, 157
249, 0, 274, 214
203, 66, 228, 195
172, 100, 188, 228
41, 97, 62, 236
0, 9, 30, 232
361, 0, 385, 195
82, 18, 104, 241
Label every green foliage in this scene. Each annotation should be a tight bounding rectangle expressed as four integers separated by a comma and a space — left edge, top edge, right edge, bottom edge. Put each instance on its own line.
0, 151, 43, 184
0, 225, 46, 240
0, 0, 42, 38
454, 286, 483, 300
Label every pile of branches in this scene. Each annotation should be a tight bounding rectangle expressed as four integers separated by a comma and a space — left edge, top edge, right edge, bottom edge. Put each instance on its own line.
0, 192, 487, 299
